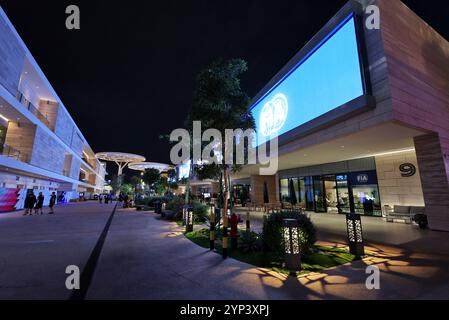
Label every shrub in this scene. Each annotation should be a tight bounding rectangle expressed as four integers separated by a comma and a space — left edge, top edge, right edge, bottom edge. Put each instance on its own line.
191, 200, 209, 223
262, 211, 316, 258
238, 231, 263, 253
166, 196, 185, 220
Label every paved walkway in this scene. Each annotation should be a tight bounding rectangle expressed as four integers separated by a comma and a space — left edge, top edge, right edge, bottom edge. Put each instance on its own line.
1, 202, 449, 299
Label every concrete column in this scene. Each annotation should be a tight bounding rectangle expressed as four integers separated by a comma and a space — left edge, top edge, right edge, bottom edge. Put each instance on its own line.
414, 133, 449, 231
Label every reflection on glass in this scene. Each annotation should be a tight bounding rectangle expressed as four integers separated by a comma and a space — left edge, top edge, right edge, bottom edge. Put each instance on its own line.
352, 185, 381, 216
324, 175, 338, 213
280, 179, 290, 203
291, 178, 300, 205
313, 176, 326, 212
304, 177, 314, 211
336, 175, 351, 214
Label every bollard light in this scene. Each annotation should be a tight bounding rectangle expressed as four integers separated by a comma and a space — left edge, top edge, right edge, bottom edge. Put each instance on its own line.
185, 206, 194, 233
346, 213, 365, 256
222, 209, 229, 259
282, 219, 302, 274
182, 205, 188, 226
210, 205, 216, 251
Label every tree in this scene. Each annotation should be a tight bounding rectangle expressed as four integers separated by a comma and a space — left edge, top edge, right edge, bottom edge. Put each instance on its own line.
121, 183, 134, 195
110, 175, 121, 194
142, 168, 160, 189
186, 58, 255, 220
130, 176, 141, 188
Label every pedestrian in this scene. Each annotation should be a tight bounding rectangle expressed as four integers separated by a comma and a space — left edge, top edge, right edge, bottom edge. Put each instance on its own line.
35, 192, 44, 215
23, 191, 34, 216
105, 194, 109, 204
49, 192, 56, 214
99, 194, 103, 204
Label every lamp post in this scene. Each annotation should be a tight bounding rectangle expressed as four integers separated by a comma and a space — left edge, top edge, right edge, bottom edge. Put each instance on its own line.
230, 212, 239, 250
346, 213, 365, 256
185, 206, 194, 233
246, 211, 251, 231
210, 205, 215, 251
222, 209, 229, 259
283, 219, 302, 275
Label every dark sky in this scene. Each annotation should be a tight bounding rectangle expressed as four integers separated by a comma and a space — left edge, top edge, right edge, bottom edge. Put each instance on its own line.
1, 0, 449, 167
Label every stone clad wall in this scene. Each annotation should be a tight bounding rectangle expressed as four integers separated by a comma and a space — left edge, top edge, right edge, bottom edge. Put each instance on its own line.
30, 126, 65, 175
379, 0, 449, 231
0, 13, 25, 97
375, 150, 424, 207
250, 175, 277, 204
4, 122, 36, 162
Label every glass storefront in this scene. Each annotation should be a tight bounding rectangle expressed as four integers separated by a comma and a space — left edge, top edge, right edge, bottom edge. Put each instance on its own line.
279, 170, 382, 216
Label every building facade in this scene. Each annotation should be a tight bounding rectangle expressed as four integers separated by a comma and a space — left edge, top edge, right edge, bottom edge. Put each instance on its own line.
231, 0, 449, 231
0, 7, 106, 212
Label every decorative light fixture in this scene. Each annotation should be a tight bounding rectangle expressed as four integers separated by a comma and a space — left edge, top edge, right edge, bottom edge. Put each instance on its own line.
185, 206, 194, 233
209, 205, 215, 251
283, 219, 302, 274
0, 114, 9, 122
346, 213, 365, 256
182, 205, 189, 226
222, 208, 229, 259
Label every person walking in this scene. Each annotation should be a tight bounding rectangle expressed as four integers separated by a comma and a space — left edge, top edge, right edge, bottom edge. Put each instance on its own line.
23, 191, 34, 216
99, 194, 103, 204
49, 192, 56, 214
35, 192, 44, 215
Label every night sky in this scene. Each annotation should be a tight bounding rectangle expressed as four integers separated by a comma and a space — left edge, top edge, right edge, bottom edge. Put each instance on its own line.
1, 0, 448, 168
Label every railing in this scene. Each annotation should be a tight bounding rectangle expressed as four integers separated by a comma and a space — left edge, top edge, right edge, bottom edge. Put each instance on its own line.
0, 144, 30, 163
16, 92, 52, 129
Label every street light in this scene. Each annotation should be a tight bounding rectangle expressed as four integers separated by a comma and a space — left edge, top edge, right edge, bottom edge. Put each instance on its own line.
346, 213, 365, 256
283, 219, 302, 274
185, 206, 194, 233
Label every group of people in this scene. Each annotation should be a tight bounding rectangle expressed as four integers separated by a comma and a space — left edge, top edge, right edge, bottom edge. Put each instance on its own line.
23, 191, 57, 216
98, 194, 113, 204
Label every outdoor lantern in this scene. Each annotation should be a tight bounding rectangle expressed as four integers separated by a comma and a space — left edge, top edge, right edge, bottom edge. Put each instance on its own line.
182, 205, 188, 226
282, 219, 302, 274
185, 206, 194, 233
346, 213, 365, 256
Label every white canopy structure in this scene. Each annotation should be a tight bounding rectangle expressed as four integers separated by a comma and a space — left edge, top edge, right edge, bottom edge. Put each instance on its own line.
128, 162, 174, 173
95, 152, 146, 176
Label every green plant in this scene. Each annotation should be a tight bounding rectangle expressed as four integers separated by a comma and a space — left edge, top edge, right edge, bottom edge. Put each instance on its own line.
191, 200, 209, 223
166, 195, 185, 220
120, 183, 134, 195
262, 211, 316, 258
238, 231, 263, 253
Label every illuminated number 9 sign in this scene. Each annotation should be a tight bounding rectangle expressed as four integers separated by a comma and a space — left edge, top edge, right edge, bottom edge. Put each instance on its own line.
399, 163, 416, 177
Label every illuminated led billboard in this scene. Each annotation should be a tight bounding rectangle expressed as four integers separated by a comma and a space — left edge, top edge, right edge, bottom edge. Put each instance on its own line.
251, 15, 365, 145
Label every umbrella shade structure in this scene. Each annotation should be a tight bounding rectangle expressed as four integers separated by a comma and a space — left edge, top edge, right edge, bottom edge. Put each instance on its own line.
128, 162, 174, 173
95, 152, 146, 176
289, 179, 298, 205
263, 181, 269, 204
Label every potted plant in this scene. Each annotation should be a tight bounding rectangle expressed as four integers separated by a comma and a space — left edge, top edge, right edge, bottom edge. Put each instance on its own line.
413, 214, 428, 229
